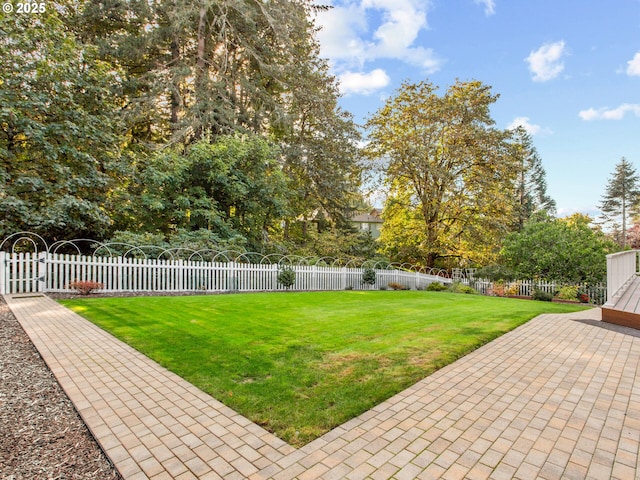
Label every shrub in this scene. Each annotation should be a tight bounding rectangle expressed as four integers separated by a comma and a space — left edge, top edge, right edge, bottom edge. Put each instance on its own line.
387, 282, 409, 290
448, 282, 477, 294
277, 266, 296, 289
505, 282, 521, 296
532, 288, 553, 302
459, 285, 477, 294
576, 286, 593, 304
361, 268, 376, 287
427, 282, 448, 292
68, 281, 103, 295
345, 285, 354, 290
557, 285, 579, 301
491, 281, 505, 297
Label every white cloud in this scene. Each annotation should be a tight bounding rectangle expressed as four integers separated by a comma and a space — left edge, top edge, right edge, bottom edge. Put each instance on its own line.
577, 108, 600, 121
368, 0, 426, 43
314, 3, 368, 63
579, 104, 640, 121
626, 52, 640, 76
507, 116, 550, 136
314, 0, 443, 75
401, 46, 441, 72
525, 41, 567, 82
339, 69, 391, 95
474, 0, 496, 16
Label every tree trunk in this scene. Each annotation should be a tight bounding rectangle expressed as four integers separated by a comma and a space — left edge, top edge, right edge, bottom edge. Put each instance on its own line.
425, 252, 438, 268
170, 36, 181, 127
197, 5, 207, 74
194, 3, 208, 139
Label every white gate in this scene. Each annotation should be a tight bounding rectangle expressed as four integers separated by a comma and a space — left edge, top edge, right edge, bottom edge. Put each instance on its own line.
0, 251, 47, 294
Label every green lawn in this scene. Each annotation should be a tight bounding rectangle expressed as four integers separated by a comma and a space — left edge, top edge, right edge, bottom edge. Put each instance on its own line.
61, 291, 588, 446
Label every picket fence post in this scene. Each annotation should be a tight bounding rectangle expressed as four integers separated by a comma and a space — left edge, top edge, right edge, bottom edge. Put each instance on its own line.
37, 252, 46, 293
115, 257, 121, 292
0, 251, 6, 295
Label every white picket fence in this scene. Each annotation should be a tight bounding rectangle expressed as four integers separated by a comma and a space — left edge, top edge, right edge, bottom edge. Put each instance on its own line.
0, 250, 608, 304
0, 251, 450, 295
464, 278, 607, 305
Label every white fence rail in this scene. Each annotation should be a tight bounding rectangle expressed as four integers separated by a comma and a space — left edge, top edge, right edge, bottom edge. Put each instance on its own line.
0, 252, 450, 295
606, 250, 639, 301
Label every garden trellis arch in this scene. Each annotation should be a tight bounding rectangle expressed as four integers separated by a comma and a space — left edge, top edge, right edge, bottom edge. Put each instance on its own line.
0, 233, 451, 295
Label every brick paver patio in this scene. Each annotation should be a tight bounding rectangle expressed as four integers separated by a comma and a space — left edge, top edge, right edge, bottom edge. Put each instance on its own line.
4, 294, 640, 479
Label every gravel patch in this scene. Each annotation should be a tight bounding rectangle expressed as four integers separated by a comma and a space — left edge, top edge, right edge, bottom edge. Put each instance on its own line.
0, 296, 122, 480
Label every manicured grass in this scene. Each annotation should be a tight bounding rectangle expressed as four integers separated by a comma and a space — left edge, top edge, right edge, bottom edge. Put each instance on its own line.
61, 291, 588, 446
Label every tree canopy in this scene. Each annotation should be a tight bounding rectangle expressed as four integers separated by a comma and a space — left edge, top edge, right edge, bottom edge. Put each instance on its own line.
1, 0, 365, 259
365, 80, 546, 267
598, 157, 640, 247
5, 3, 589, 276
500, 213, 618, 283
1, 7, 123, 238
116, 135, 290, 251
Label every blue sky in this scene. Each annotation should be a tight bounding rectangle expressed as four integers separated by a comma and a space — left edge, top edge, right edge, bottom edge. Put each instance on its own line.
313, 0, 640, 218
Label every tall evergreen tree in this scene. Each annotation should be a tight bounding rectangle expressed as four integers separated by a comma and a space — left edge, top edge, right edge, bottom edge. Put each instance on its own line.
75, 0, 363, 236
598, 157, 640, 247
75, 0, 338, 145
278, 12, 362, 229
510, 127, 556, 229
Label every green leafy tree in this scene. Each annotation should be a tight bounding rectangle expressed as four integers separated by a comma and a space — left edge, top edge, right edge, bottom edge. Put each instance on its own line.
1, 0, 362, 248
277, 226, 379, 262
500, 213, 619, 283
366, 80, 519, 267
0, 7, 124, 239
377, 182, 427, 265
119, 135, 289, 250
598, 157, 640, 247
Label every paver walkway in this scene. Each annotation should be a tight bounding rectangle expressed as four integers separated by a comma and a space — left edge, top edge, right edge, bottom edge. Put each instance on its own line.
4, 294, 640, 480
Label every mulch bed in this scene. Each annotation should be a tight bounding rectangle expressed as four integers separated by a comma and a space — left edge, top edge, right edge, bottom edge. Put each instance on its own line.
0, 296, 122, 479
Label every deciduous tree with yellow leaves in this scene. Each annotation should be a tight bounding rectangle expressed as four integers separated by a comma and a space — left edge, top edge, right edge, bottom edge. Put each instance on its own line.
365, 79, 521, 267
